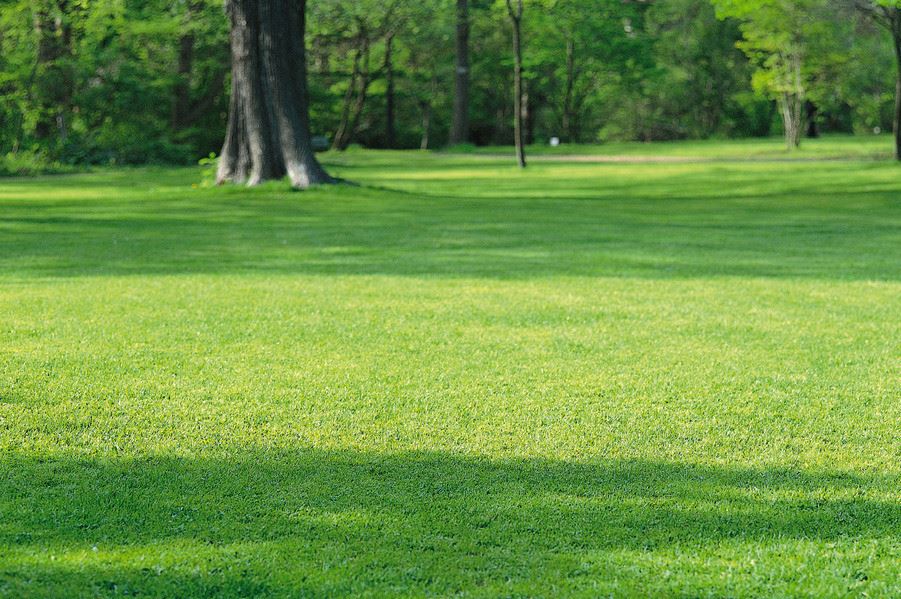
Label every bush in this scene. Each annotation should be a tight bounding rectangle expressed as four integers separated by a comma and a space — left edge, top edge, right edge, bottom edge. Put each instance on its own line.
0, 150, 79, 177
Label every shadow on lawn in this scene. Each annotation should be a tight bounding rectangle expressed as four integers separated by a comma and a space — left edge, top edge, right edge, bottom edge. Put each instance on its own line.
0, 165, 898, 281
2, 449, 899, 595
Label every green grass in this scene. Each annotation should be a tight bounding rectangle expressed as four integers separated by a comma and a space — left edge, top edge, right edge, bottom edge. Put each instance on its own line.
1, 138, 899, 597
452, 132, 895, 160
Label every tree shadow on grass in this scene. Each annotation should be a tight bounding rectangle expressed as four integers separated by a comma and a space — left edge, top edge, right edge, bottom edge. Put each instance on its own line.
2, 449, 899, 595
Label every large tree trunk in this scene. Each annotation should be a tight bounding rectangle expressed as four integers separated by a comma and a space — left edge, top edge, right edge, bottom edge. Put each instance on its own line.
506, 0, 526, 168
217, 0, 332, 188
449, 0, 470, 145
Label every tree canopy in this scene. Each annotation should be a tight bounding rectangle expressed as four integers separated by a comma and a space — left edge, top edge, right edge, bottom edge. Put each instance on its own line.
1, 0, 898, 166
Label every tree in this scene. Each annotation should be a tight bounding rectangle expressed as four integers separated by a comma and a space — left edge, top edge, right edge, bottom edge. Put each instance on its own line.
644, 0, 758, 139
853, 1, 901, 160
505, 0, 526, 167
31, 0, 75, 143
449, 0, 470, 145
712, 0, 825, 149
217, 0, 332, 188
171, 0, 229, 141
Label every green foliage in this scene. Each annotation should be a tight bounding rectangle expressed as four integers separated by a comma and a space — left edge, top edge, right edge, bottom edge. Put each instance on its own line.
0, 0, 897, 161
0, 149, 78, 176
0, 0, 227, 164
1, 141, 900, 596
196, 151, 217, 187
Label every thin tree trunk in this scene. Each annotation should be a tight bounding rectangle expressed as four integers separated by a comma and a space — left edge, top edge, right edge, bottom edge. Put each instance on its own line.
778, 92, 802, 150
384, 31, 396, 148
332, 47, 362, 151
449, 0, 469, 145
420, 100, 431, 150
342, 39, 371, 150
333, 30, 370, 152
776, 50, 803, 150
506, 0, 526, 168
562, 34, 575, 143
218, 0, 332, 188
523, 80, 533, 146
172, 2, 200, 131
805, 101, 819, 138
32, 0, 73, 143
893, 13, 901, 160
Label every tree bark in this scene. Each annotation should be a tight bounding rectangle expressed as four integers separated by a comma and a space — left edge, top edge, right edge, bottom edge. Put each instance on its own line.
506, 0, 526, 168
449, 0, 470, 145
778, 92, 802, 149
218, 0, 332, 188
775, 50, 803, 150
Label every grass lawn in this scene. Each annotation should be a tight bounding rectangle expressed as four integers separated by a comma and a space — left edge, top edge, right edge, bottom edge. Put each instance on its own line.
1, 137, 899, 597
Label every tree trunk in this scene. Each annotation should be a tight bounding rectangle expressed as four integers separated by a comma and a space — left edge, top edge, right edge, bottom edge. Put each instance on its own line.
171, 2, 200, 131
172, 32, 194, 130
332, 47, 362, 151
506, 0, 526, 168
805, 101, 819, 139
217, 0, 332, 188
420, 100, 431, 150
384, 31, 396, 148
775, 49, 803, 150
778, 92, 802, 150
344, 41, 371, 150
32, 0, 73, 143
562, 34, 575, 143
449, 0, 470, 145
523, 81, 534, 146
893, 12, 901, 161
332, 32, 370, 151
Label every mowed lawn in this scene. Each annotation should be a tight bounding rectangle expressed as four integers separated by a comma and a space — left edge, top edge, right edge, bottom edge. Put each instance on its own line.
1, 138, 899, 597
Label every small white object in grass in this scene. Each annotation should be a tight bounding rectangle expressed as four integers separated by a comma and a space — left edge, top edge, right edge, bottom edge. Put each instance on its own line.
550, 137, 560, 147
874, 126, 881, 135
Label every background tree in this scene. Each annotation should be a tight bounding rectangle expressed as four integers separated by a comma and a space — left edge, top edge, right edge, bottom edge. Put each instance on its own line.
504, 0, 526, 167
852, 0, 901, 159
712, 0, 829, 149
449, 0, 470, 145
1, 0, 899, 167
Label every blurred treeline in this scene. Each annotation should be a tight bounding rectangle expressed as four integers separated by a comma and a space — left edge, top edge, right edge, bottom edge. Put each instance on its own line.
0, 0, 895, 165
